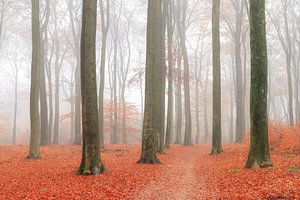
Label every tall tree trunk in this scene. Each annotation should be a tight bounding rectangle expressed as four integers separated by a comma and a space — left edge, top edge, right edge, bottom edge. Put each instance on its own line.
40, 43, 49, 146
112, 39, 118, 144
195, 79, 200, 144
67, 0, 82, 145
234, 0, 246, 143
12, 74, 18, 144
98, 0, 110, 149
74, 56, 81, 144
211, 0, 223, 155
28, 0, 41, 159
178, 0, 192, 146
138, 0, 162, 164
245, 0, 273, 168
53, 45, 60, 144
78, 0, 105, 175
165, 0, 174, 149
203, 72, 209, 143
174, 51, 182, 144
157, 0, 167, 153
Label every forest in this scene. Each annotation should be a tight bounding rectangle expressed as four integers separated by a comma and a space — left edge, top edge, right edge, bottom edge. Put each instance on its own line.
0, 0, 300, 199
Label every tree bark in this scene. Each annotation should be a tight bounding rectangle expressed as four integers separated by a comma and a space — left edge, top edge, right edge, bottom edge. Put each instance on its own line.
137, 0, 163, 164
177, 0, 192, 146
27, 0, 41, 159
234, 0, 246, 143
98, 0, 109, 149
245, 0, 273, 169
211, 0, 223, 155
165, 0, 174, 149
78, 0, 105, 175
174, 50, 182, 144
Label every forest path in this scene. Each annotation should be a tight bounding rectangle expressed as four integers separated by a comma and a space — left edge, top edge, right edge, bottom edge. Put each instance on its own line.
134, 146, 208, 200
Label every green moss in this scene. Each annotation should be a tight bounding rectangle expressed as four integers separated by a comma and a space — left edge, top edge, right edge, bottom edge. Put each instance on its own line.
229, 168, 241, 174
284, 153, 297, 158
288, 167, 300, 173
39, 188, 49, 193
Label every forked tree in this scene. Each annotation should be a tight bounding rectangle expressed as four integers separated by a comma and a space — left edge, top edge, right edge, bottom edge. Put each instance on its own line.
78, 0, 106, 175
27, 0, 41, 159
211, 0, 223, 155
245, 0, 273, 168
137, 0, 163, 164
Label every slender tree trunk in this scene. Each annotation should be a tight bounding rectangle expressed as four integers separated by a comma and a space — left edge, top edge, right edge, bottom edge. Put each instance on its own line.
174, 51, 182, 144
66, 0, 82, 145
47, 64, 53, 144
12, 75, 18, 144
74, 57, 81, 144
28, 0, 41, 159
40, 36, 49, 146
245, 0, 273, 168
178, 0, 192, 146
211, 0, 223, 155
53, 53, 60, 144
78, 0, 106, 175
138, 0, 162, 164
195, 79, 200, 144
98, 0, 110, 149
157, 0, 167, 153
234, 0, 246, 143
165, 0, 174, 149
112, 39, 118, 144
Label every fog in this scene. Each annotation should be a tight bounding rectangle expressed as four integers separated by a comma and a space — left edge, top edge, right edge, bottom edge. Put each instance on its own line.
0, 0, 299, 146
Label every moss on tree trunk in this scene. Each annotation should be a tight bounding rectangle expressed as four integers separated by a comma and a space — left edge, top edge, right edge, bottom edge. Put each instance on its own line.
137, 0, 163, 164
77, 0, 106, 175
245, 0, 273, 169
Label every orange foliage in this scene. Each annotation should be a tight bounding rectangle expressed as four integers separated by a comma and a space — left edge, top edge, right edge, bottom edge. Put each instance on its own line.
0, 124, 299, 199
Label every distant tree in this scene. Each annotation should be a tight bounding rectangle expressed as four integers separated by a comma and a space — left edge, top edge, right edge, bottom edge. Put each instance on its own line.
165, 0, 174, 149
137, 0, 162, 164
98, 0, 110, 148
157, 0, 167, 153
7, 38, 24, 144
232, 0, 247, 143
78, 0, 105, 175
245, 0, 273, 169
175, 0, 192, 146
66, 0, 82, 145
27, 0, 41, 159
211, 0, 223, 155
40, 0, 50, 146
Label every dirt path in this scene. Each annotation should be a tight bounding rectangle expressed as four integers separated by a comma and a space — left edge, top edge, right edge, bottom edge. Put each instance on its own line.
134, 146, 208, 200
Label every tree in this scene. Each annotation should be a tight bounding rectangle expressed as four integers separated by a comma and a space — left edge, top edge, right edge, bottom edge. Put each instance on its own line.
157, 0, 167, 153
7, 38, 24, 144
40, 0, 50, 146
78, 0, 105, 175
175, 0, 192, 146
27, 0, 41, 159
67, 0, 82, 145
137, 0, 162, 164
245, 0, 273, 169
211, 0, 223, 155
233, 0, 247, 143
165, 0, 174, 149
98, 0, 110, 148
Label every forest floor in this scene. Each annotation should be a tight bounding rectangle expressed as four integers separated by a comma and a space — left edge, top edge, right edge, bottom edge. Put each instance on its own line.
0, 124, 299, 200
